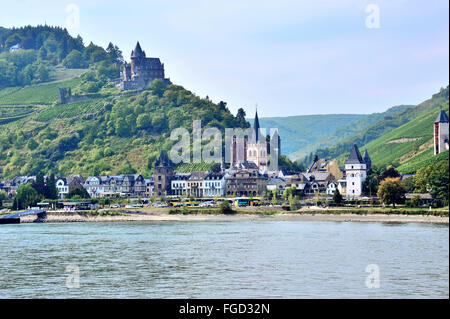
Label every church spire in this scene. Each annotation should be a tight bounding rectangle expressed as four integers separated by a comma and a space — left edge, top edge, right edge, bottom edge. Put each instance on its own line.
254, 107, 260, 142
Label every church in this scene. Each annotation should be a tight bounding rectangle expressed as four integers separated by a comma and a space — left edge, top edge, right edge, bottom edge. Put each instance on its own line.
118, 41, 171, 90
229, 110, 280, 173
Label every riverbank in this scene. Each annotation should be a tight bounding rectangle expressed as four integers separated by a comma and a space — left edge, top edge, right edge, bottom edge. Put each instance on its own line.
19, 208, 449, 224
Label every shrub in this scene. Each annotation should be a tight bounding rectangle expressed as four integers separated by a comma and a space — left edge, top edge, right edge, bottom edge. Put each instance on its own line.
220, 201, 234, 214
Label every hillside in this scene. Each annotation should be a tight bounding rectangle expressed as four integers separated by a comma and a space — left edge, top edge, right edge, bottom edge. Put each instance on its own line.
303, 86, 449, 168
0, 27, 253, 180
0, 74, 248, 180
330, 87, 449, 173
360, 102, 449, 173
260, 104, 411, 160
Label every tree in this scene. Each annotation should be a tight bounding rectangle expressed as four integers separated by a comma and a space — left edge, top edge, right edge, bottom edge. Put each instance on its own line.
62, 49, 84, 68
67, 187, 90, 199
220, 200, 234, 214
379, 167, 400, 181
271, 189, 279, 206
136, 113, 152, 130
115, 118, 129, 137
36, 64, 49, 82
27, 139, 39, 150
377, 177, 406, 208
13, 184, 41, 210
332, 188, 343, 205
0, 190, 7, 207
428, 161, 449, 207
119, 161, 136, 174
45, 173, 58, 199
150, 79, 165, 97
236, 108, 249, 128
32, 172, 46, 196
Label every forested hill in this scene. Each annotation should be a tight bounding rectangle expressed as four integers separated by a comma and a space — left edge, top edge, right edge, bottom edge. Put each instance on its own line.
0, 25, 123, 87
300, 86, 449, 169
0, 26, 252, 180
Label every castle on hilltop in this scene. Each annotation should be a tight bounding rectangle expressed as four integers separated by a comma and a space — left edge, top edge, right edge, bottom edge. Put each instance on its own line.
117, 41, 171, 90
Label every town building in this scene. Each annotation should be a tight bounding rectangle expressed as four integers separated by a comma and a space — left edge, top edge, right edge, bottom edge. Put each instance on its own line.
434, 110, 449, 155
345, 144, 367, 198
144, 177, 154, 198
225, 168, 267, 197
266, 177, 286, 192
170, 173, 190, 197
203, 172, 226, 197
187, 171, 209, 198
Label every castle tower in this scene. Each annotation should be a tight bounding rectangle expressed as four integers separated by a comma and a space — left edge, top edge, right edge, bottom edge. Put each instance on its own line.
345, 144, 366, 198
434, 110, 449, 155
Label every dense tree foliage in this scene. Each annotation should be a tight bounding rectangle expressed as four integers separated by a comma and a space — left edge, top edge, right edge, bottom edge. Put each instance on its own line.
414, 159, 449, 207
12, 184, 41, 210
377, 177, 406, 208
67, 187, 90, 199
0, 25, 122, 87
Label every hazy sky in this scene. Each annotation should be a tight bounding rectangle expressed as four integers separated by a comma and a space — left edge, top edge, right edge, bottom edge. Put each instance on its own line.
1, 0, 449, 117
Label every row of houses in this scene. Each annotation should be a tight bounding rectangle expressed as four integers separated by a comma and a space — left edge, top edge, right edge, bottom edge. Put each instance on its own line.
0, 146, 372, 200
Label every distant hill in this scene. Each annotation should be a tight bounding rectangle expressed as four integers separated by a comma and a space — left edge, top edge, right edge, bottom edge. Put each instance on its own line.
303, 86, 449, 169
252, 104, 411, 160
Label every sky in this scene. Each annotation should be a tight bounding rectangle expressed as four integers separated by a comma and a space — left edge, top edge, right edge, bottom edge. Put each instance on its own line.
1, 0, 448, 117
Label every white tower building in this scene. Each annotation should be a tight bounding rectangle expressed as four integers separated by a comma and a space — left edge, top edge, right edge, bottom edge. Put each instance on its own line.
434, 110, 449, 155
345, 144, 367, 198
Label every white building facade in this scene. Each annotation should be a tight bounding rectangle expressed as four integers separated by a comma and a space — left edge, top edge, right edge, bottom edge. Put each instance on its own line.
345, 145, 367, 198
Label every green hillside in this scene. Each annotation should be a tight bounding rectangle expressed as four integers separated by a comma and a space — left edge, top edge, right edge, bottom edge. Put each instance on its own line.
0, 76, 248, 179
306, 86, 449, 168
0, 26, 253, 180
359, 102, 449, 173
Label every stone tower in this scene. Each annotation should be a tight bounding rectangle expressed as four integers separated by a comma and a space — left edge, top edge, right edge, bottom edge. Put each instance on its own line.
434, 110, 449, 155
345, 144, 367, 198
154, 150, 173, 197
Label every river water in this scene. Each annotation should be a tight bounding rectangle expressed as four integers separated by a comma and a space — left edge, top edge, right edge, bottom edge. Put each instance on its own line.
0, 221, 448, 298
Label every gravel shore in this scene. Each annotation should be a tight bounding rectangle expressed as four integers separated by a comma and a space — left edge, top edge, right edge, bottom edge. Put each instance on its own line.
19, 211, 449, 224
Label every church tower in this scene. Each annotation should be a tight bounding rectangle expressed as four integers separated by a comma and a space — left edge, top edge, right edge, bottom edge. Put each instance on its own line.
247, 110, 268, 172
345, 144, 366, 198
434, 110, 449, 155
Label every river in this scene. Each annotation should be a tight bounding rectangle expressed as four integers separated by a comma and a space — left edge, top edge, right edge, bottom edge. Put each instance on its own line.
0, 220, 448, 298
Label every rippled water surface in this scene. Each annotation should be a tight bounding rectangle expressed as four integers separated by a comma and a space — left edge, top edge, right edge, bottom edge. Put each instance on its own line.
0, 221, 448, 298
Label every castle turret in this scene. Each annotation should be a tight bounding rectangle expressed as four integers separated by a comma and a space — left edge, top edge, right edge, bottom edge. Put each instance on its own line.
434, 110, 449, 155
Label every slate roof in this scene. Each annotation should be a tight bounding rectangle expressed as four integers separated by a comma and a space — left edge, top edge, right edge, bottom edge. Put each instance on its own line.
346, 144, 364, 164
131, 41, 145, 58
435, 110, 449, 123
